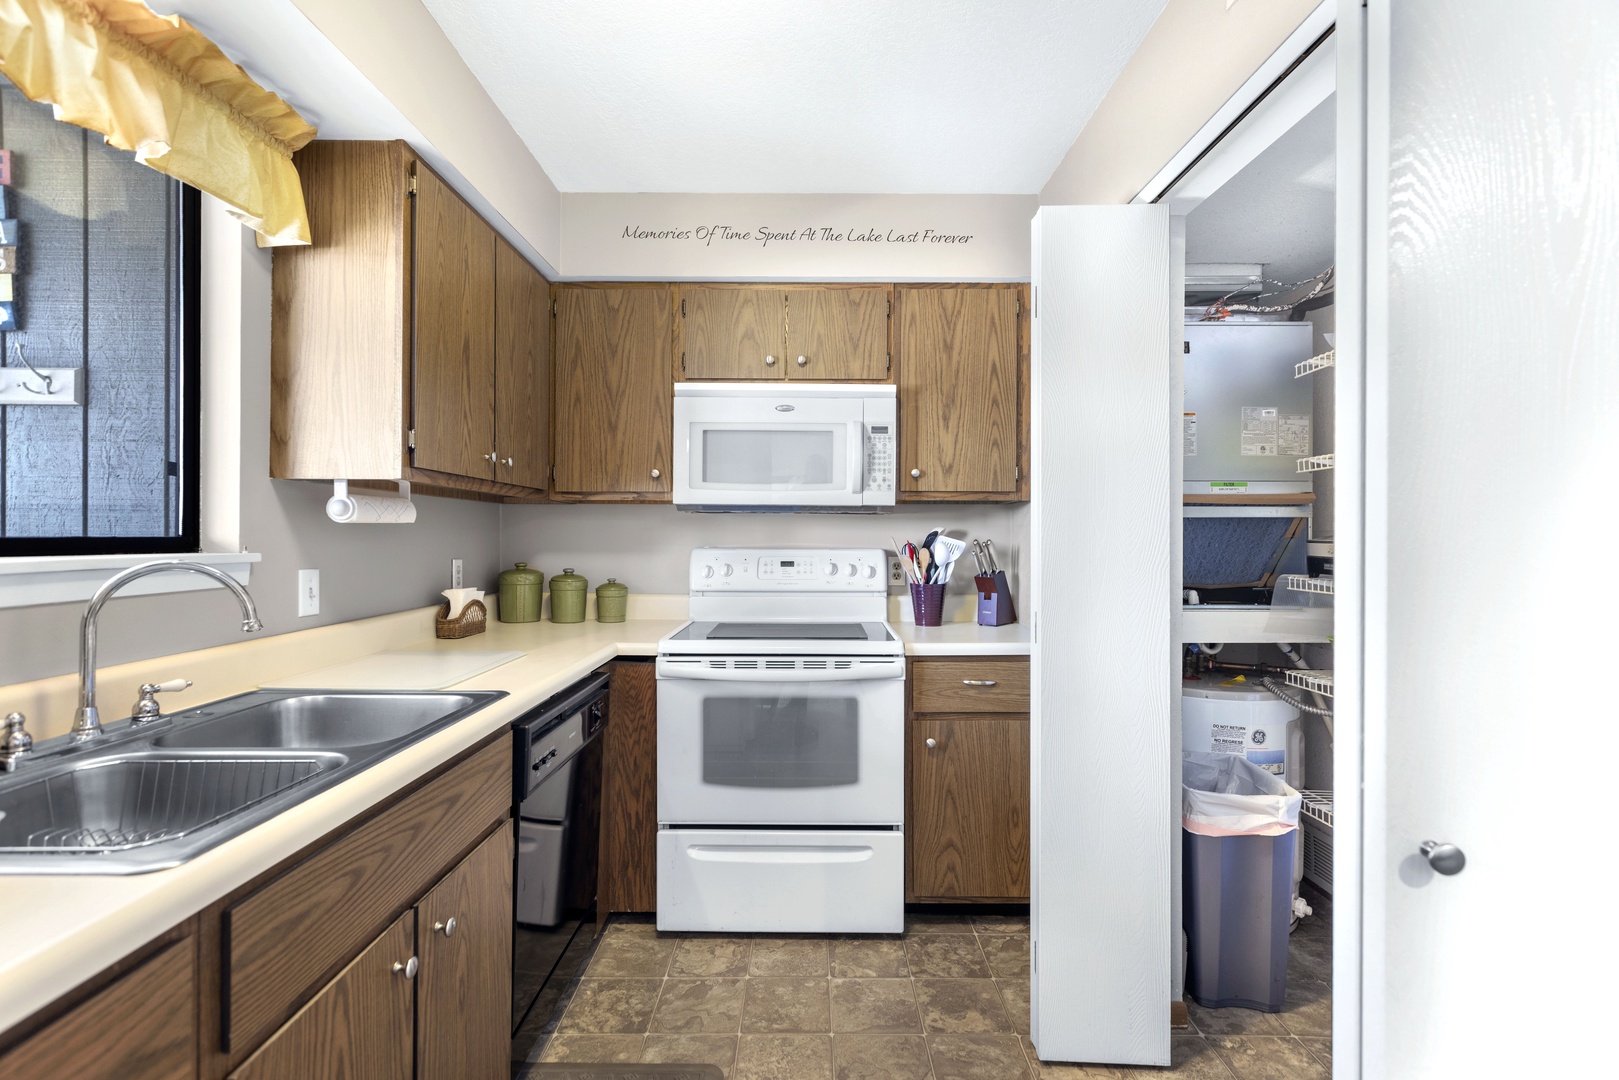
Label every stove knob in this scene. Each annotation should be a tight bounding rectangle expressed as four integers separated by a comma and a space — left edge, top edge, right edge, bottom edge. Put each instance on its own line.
864, 564, 879, 579
824, 561, 839, 577
723, 564, 735, 578
701, 565, 715, 580
845, 563, 858, 577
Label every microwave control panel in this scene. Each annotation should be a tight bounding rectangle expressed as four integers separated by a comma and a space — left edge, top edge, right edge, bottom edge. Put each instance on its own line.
865, 424, 895, 493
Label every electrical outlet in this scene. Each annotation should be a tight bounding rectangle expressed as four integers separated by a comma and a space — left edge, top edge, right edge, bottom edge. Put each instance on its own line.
888, 556, 906, 593
298, 569, 320, 618
451, 558, 464, 589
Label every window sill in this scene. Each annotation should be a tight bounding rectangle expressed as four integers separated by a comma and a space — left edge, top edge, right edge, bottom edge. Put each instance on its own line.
0, 552, 262, 610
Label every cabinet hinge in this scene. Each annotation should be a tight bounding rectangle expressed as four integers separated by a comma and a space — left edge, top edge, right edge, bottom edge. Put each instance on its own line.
550, 464, 556, 482
1015, 465, 1021, 480
551, 298, 558, 317
407, 169, 417, 197
886, 353, 892, 374
681, 298, 687, 318
681, 351, 686, 372
886, 299, 892, 317
407, 428, 416, 452
1015, 296, 1021, 316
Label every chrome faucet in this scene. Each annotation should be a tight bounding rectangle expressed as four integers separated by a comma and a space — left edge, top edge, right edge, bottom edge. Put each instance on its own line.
75, 561, 264, 741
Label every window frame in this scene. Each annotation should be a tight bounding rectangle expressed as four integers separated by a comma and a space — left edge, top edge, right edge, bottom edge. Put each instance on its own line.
0, 184, 202, 557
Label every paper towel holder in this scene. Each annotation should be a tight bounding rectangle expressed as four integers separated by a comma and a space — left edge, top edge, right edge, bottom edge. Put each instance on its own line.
326, 479, 416, 524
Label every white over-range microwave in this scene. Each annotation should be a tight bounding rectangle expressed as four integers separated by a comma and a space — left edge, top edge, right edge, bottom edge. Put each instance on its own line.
672, 383, 896, 510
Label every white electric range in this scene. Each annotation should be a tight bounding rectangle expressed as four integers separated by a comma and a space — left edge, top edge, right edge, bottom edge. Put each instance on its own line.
655, 547, 905, 933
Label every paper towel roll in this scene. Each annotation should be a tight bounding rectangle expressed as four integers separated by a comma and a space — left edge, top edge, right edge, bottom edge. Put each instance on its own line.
327, 480, 416, 524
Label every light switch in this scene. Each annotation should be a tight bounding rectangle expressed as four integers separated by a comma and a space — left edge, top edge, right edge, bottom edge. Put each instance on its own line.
298, 569, 320, 617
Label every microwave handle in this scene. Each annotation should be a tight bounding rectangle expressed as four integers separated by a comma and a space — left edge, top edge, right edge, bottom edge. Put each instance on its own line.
851, 422, 865, 495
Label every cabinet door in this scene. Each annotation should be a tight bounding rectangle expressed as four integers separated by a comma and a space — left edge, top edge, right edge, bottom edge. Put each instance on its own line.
412, 163, 496, 479
0, 936, 196, 1080
786, 287, 890, 380
680, 287, 786, 379
910, 718, 1030, 900
229, 913, 415, 1080
896, 286, 1021, 497
553, 287, 673, 497
599, 660, 658, 914
494, 238, 550, 491
417, 827, 514, 1080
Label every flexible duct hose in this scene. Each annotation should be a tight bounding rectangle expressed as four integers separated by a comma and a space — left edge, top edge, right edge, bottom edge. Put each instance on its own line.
1261, 676, 1335, 723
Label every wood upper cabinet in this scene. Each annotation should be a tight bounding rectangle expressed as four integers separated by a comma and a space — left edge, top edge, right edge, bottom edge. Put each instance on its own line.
895, 284, 1028, 500
495, 237, 550, 491
676, 285, 892, 382
0, 935, 196, 1080
272, 140, 549, 500
412, 164, 496, 480
907, 657, 1030, 903
416, 828, 514, 1080
229, 914, 415, 1080
786, 287, 890, 380
680, 287, 786, 379
553, 286, 673, 499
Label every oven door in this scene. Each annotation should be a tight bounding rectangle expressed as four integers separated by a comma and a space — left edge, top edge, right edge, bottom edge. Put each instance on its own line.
674, 393, 866, 507
656, 656, 904, 825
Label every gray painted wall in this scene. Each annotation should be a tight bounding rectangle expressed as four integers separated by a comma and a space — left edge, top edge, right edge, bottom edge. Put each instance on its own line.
0, 209, 501, 687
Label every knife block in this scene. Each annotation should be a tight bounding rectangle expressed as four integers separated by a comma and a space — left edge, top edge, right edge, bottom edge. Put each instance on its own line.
975, 572, 1016, 626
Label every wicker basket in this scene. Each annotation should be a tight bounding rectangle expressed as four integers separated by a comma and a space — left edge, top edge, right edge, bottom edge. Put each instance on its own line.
435, 598, 487, 639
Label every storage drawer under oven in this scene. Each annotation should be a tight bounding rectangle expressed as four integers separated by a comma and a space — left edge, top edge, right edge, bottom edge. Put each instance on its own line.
657, 828, 903, 933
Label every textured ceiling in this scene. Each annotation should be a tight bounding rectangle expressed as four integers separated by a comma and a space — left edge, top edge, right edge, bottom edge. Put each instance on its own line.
418, 0, 1166, 193
1186, 95, 1337, 288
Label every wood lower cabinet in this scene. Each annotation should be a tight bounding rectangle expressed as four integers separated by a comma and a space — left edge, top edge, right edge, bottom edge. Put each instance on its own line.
416, 828, 514, 1080
0, 934, 196, 1080
895, 284, 1028, 501
228, 914, 415, 1080
598, 659, 658, 916
907, 657, 1030, 903
552, 285, 674, 500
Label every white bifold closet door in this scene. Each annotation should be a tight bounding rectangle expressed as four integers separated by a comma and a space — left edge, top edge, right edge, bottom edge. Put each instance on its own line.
1030, 205, 1177, 1067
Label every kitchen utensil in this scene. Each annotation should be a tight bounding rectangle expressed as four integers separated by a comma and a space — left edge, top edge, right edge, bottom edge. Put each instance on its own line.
983, 539, 1001, 574
916, 547, 932, 583
931, 535, 968, 584
548, 568, 588, 623
497, 562, 543, 623
596, 578, 628, 623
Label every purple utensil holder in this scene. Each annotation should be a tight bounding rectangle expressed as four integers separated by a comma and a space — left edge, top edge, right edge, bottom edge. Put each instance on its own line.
910, 582, 946, 626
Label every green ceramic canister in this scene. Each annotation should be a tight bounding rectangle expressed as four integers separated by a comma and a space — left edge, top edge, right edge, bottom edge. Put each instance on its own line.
497, 562, 543, 623
549, 567, 588, 623
596, 578, 628, 623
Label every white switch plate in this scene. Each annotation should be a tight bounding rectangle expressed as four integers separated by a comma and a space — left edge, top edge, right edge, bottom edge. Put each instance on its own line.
298, 569, 320, 617
451, 559, 463, 589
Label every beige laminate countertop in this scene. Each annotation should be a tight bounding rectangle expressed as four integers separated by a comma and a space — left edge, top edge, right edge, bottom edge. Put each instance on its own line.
0, 610, 1027, 1034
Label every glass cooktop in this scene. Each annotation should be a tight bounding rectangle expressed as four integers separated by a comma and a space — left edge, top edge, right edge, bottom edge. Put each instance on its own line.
668, 621, 893, 643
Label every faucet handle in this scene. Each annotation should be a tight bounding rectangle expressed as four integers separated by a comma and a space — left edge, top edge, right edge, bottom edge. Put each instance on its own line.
1, 713, 32, 771
131, 679, 192, 723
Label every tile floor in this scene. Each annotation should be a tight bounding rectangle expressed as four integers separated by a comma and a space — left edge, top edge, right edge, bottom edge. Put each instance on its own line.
517, 895, 1332, 1080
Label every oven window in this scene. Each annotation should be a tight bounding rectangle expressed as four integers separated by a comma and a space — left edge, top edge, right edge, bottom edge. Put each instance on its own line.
702, 429, 836, 486
702, 696, 859, 787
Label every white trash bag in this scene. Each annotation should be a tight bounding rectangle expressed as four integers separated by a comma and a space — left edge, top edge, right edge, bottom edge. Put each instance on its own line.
1182, 751, 1302, 837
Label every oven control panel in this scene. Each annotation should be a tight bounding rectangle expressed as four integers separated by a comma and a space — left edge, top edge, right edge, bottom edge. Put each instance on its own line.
690, 548, 887, 591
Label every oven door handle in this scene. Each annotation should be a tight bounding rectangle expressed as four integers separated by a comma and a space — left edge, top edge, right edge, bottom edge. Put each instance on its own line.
656, 659, 905, 681
687, 844, 876, 864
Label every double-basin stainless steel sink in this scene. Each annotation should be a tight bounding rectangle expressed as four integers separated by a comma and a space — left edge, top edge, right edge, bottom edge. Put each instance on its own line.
0, 689, 505, 875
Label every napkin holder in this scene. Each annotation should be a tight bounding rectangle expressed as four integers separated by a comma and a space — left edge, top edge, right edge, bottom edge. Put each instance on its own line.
435, 599, 487, 639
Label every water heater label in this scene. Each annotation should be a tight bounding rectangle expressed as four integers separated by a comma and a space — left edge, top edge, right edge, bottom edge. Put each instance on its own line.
1280, 414, 1312, 457
1241, 406, 1279, 456
1183, 413, 1198, 456
1211, 723, 1247, 753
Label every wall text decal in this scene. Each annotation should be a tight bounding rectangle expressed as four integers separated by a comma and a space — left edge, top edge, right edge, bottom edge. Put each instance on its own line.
620, 223, 975, 249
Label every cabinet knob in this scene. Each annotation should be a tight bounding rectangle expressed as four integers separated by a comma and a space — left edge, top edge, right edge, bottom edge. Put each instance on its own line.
925, 737, 938, 749
434, 916, 458, 937
797, 355, 808, 367
393, 956, 419, 979
502, 457, 514, 467
765, 354, 777, 366
910, 468, 921, 479
651, 468, 662, 479
484, 452, 497, 463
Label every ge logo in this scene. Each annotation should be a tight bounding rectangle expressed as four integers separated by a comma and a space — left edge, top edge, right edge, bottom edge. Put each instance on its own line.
1251, 730, 1267, 744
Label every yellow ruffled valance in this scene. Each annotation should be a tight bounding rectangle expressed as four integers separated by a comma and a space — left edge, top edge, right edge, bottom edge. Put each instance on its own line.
0, 0, 317, 246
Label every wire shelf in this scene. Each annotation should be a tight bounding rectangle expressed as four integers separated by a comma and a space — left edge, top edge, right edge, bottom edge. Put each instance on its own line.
1281, 574, 1334, 596
1285, 669, 1335, 697
1299, 789, 1334, 830
1296, 453, 1335, 473
1295, 350, 1336, 378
